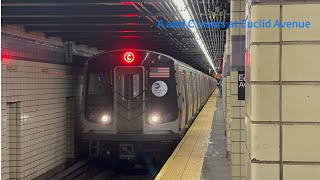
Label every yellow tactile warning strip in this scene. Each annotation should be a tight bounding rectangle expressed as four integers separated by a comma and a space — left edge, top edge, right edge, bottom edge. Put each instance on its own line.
155, 90, 218, 180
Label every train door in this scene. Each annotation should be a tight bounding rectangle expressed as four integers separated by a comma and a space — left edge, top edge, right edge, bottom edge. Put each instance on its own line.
183, 70, 190, 126
186, 72, 193, 125
179, 70, 187, 130
114, 66, 145, 134
204, 77, 206, 102
197, 74, 201, 111
192, 73, 197, 116
206, 77, 209, 98
189, 72, 195, 118
201, 75, 204, 106
196, 74, 200, 110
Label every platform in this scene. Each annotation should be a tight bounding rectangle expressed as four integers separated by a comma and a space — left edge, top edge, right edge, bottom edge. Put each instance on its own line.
155, 90, 229, 180
201, 95, 231, 180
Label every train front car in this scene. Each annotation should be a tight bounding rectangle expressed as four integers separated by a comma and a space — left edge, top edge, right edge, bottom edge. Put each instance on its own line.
82, 50, 181, 160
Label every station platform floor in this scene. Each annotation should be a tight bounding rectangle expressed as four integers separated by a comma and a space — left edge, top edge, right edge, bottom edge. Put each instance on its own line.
155, 90, 231, 180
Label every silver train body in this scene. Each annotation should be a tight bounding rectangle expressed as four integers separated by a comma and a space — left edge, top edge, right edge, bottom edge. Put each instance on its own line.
81, 49, 217, 159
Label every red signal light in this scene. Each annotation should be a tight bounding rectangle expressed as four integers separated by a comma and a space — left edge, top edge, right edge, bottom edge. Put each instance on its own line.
124, 52, 135, 63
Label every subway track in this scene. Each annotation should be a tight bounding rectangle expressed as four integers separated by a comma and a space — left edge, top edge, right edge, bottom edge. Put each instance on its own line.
49, 156, 167, 180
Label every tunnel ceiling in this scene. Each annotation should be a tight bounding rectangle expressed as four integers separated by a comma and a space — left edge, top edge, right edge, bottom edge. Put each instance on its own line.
2, 0, 230, 73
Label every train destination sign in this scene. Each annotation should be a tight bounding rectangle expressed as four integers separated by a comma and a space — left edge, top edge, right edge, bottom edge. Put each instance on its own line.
238, 71, 245, 100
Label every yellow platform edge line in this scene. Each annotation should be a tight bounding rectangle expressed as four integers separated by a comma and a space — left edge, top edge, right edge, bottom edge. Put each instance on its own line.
155, 90, 218, 180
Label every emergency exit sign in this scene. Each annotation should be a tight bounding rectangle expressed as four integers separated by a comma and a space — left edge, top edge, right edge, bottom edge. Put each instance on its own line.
238, 71, 245, 100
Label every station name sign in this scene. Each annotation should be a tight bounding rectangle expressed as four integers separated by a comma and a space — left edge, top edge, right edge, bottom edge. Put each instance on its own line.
238, 71, 245, 100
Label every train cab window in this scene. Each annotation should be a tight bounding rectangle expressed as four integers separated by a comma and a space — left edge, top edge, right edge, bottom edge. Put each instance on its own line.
88, 73, 107, 96
123, 74, 140, 100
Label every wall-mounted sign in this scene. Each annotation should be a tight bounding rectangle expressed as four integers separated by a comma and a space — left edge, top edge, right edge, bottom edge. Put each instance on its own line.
238, 71, 245, 100
7, 65, 17, 71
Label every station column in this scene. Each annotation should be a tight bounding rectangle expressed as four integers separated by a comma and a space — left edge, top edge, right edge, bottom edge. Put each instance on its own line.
230, 0, 246, 179
222, 51, 226, 123
225, 29, 231, 159
245, 1, 320, 180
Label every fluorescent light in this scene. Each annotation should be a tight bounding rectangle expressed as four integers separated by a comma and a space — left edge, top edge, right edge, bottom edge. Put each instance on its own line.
172, 0, 217, 73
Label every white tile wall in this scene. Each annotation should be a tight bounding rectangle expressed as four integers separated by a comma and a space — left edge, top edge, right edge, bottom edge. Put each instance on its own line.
230, 1, 246, 179
1, 103, 10, 180
1, 25, 87, 179
2, 59, 83, 180
1, 24, 93, 180
246, 1, 320, 180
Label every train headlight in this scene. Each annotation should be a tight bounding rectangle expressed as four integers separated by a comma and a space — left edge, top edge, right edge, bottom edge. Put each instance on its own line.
101, 114, 111, 124
149, 114, 161, 125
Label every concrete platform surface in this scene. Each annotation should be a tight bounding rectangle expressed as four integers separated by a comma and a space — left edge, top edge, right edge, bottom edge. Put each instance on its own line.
201, 96, 231, 180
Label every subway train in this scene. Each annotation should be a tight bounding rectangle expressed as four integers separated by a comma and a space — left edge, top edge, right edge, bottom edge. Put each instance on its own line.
81, 49, 217, 161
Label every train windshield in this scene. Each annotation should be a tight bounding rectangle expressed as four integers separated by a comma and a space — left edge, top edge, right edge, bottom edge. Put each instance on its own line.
86, 70, 113, 106
88, 73, 108, 96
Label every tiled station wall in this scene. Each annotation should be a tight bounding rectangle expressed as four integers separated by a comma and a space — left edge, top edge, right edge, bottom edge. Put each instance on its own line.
1, 26, 96, 179
245, 1, 320, 180
222, 42, 227, 144
230, 1, 246, 179
224, 29, 231, 159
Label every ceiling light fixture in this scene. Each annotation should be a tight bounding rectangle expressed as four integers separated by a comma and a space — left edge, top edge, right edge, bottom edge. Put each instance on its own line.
172, 0, 217, 73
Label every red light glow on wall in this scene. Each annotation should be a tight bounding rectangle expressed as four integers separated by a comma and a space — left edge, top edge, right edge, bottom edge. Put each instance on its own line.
1, 52, 12, 61
119, 30, 139, 33
123, 14, 138, 17
118, 35, 140, 38
121, 2, 132, 5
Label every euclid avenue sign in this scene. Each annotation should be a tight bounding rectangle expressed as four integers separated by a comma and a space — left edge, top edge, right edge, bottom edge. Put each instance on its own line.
238, 71, 245, 100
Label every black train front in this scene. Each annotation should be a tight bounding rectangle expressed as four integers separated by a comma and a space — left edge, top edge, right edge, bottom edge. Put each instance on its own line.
81, 49, 217, 160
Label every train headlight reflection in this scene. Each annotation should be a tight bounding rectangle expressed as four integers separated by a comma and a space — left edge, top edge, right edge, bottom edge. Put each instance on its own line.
101, 114, 111, 124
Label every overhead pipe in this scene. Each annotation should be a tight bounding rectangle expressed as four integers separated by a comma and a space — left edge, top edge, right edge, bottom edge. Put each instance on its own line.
189, 0, 210, 53
158, 1, 193, 44
194, 0, 214, 57
166, 1, 196, 48
209, 0, 225, 62
209, 0, 228, 62
161, 2, 195, 52
149, 2, 187, 48
131, 2, 178, 47
197, 0, 214, 56
167, 0, 209, 66
202, 0, 216, 62
137, 2, 194, 58
178, 0, 216, 70
213, 0, 221, 60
